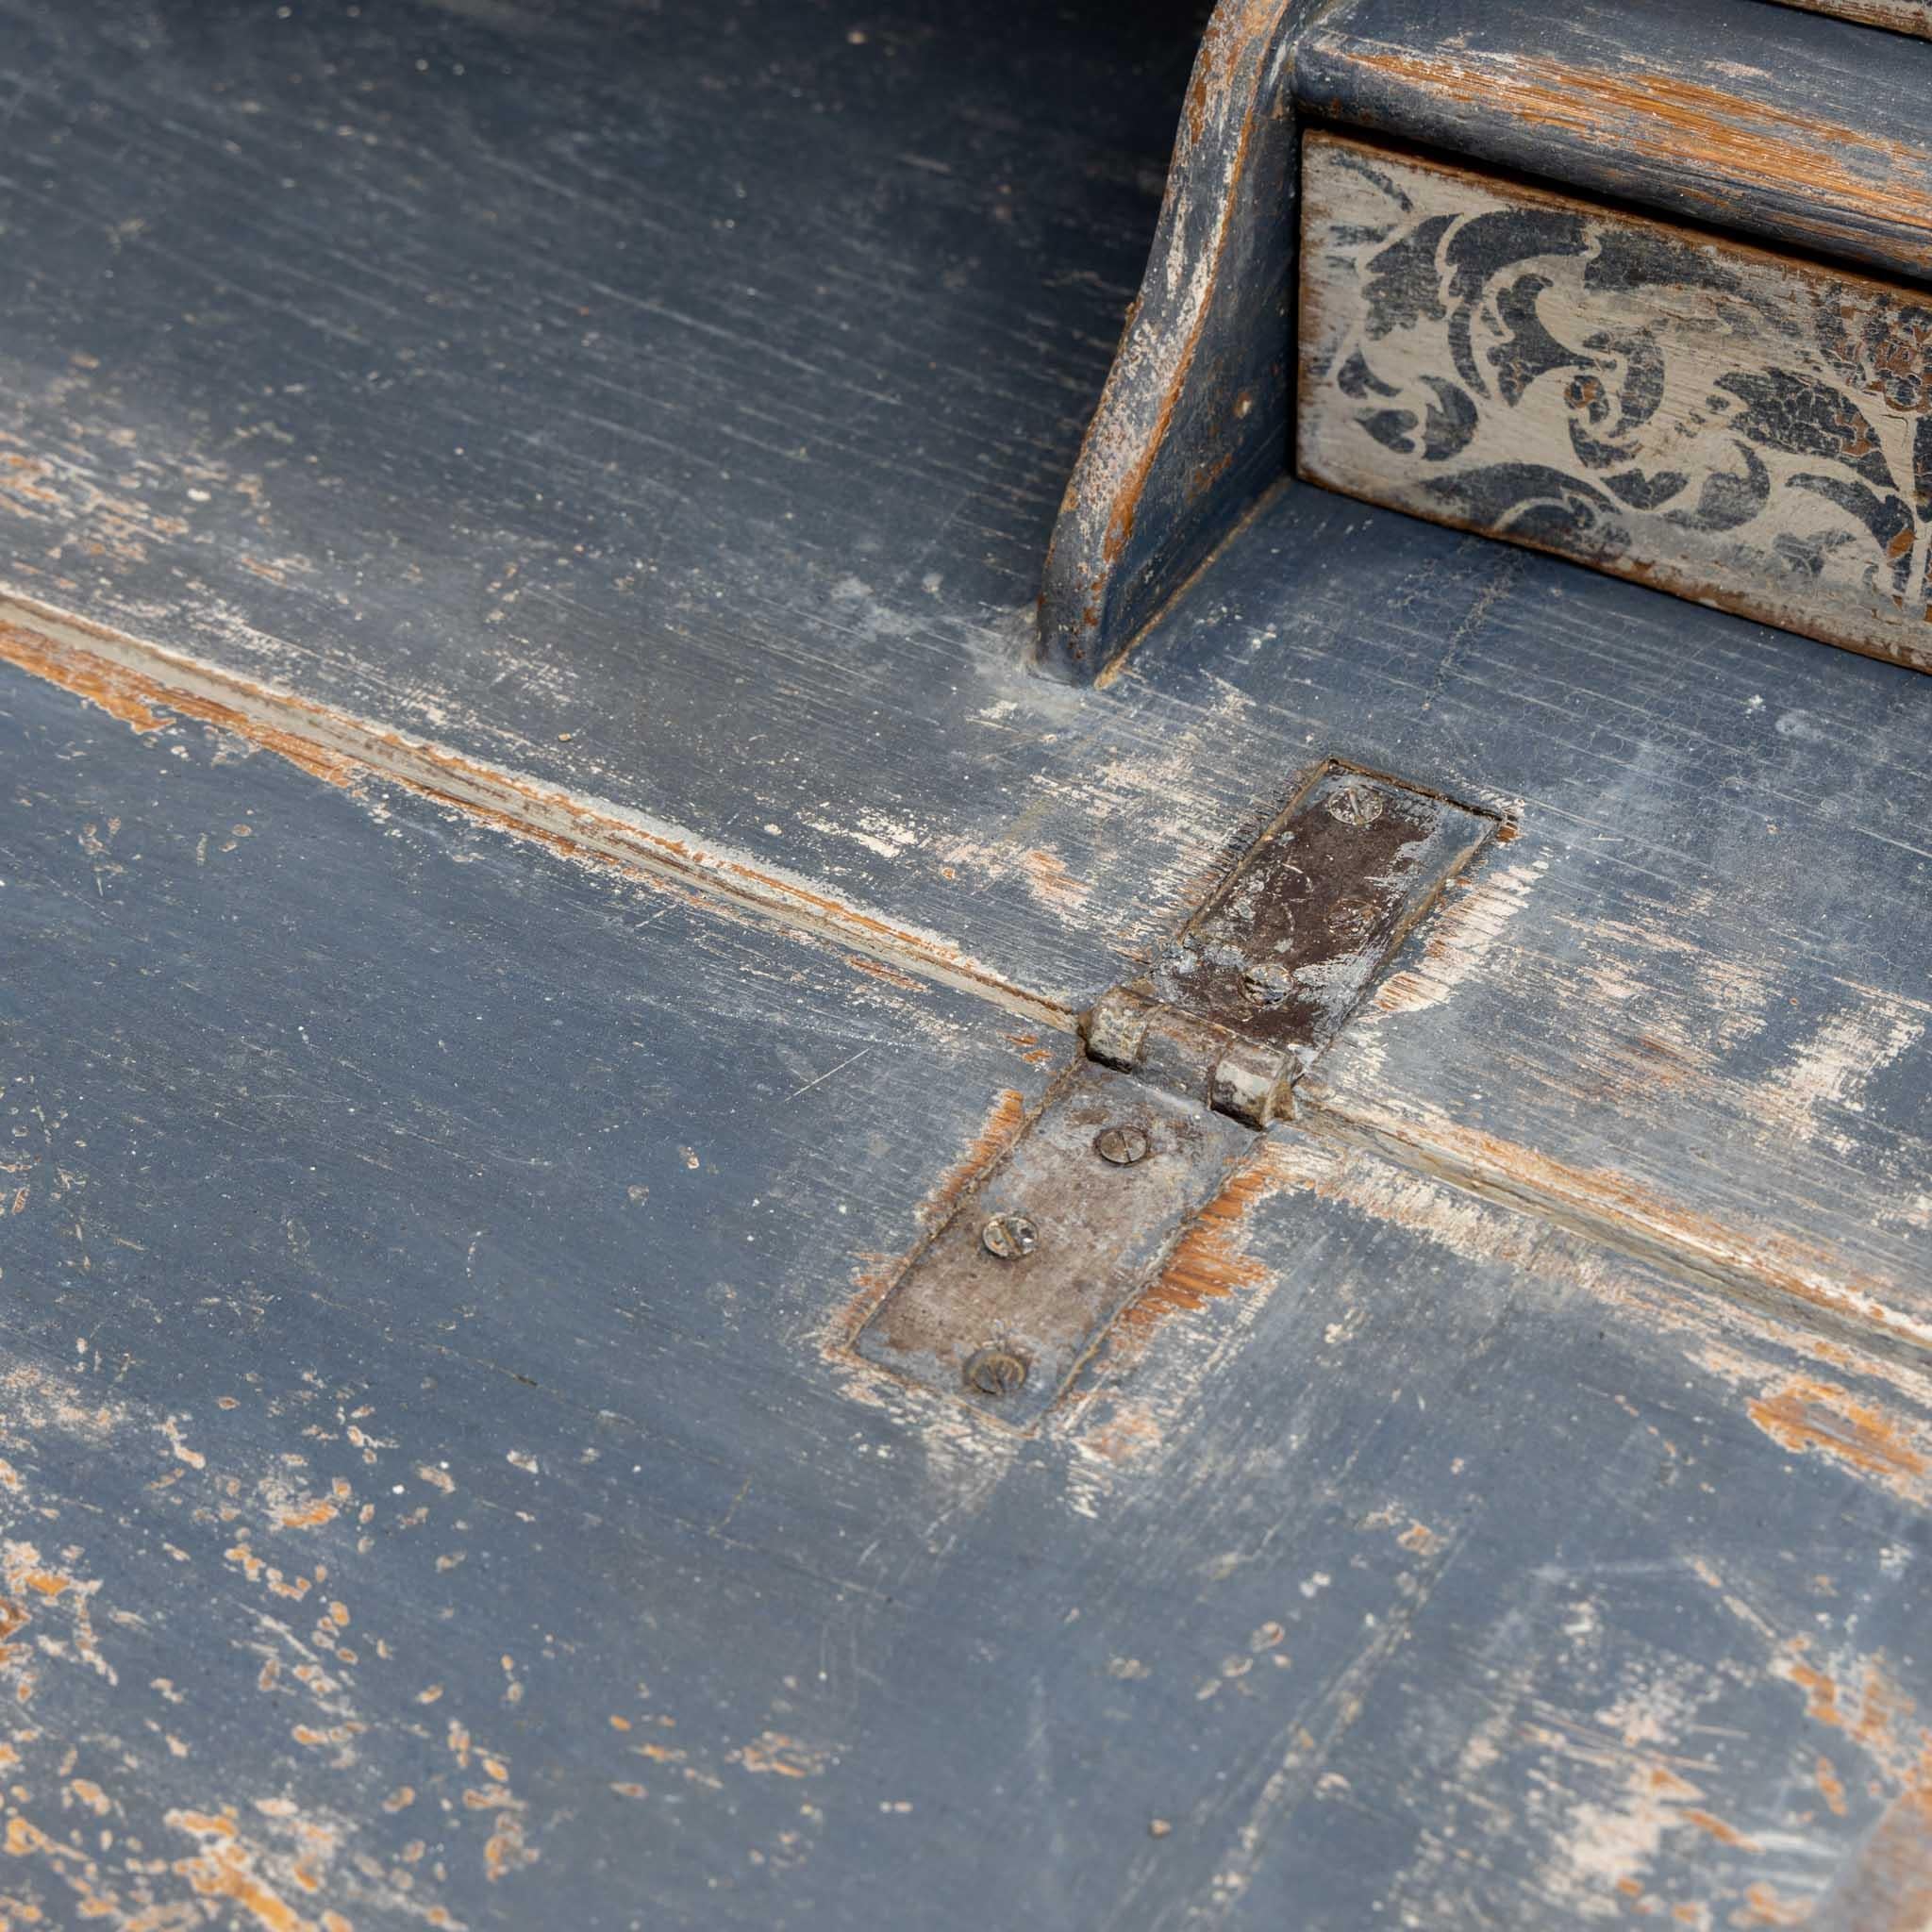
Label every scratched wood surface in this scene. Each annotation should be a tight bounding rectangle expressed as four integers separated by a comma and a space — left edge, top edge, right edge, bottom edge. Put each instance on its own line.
1098, 486, 1932, 1360
8, 476, 1932, 1364
7, 659, 1930, 1929
1298, 134, 1932, 675
0, 0, 1213, 1006
1769, 0, 1932, 33
19, 445, 1919, 1375
2, 0, 1931, 1373
1295, 0, 1932, 283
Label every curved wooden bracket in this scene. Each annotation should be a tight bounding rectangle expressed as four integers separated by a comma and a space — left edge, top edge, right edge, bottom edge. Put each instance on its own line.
1036, 0, 1315, 684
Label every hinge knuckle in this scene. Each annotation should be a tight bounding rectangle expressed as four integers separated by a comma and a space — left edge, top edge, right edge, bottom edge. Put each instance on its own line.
856, 762, 1497, 1421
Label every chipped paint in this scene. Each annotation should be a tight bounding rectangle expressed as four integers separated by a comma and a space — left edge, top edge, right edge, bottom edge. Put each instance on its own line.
829, 1082, 1035, 1358
0, 597, 1068, 1034
1016, 847, 1091, 915
1296, 1088, 1932, 1366
1038, 0, 1302, 677
1316, 44, 1932, 272
170, 1810, 317, 1932
0, 1355, 537, 1926
1120, 1148, 1281, 1336
1249, 1136, 1932, 1524
1073, 1398, 1167, 1470
731, 1733, 833, 1778
1747, 1376, 1930, 1499
1756, 1006, 1924, 1152
1371, 858, 1548, 1021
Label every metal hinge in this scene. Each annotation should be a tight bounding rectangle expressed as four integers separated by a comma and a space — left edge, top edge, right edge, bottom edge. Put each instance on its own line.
855, 762, 1498, 1426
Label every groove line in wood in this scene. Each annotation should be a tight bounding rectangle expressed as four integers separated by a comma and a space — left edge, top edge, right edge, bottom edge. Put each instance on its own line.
4, 590, 1919, 1369
0, 591, 1071, 1036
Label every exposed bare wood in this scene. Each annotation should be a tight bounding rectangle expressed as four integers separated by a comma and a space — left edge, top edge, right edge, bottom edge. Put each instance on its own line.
8, 584, 1926, 1376
0, 592, 1071, 1034
1768, 0, 1932, 35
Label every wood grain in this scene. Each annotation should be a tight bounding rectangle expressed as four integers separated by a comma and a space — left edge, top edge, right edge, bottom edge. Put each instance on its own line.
1038, 0, 1308, 681
6, 658, 1930, 1928
0, 0, 1199, 1000
1299, 133, 1932, 675
0, 1, 1926, 1392
1106, 483, 1932, 1364
1297, 0, 1932, 282
1769, 0, 1932, 34
4, 6, 1930, 1924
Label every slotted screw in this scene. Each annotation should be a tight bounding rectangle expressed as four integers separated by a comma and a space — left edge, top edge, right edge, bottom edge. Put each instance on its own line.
1240, 960, 1295, 1008
980, 1212, 1040, 1260
1094, 1124, 1152, 1167
1326, 781, 1385, 827
964, 1347, 1028, 1398
1326, 895, 1377, 943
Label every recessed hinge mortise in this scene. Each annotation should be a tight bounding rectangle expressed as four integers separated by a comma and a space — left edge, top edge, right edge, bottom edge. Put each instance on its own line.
854, 762, 1501, 1425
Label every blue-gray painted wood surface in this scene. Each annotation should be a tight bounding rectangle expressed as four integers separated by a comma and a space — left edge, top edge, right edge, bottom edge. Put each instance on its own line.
0, 0, 1205, 979
5, 659, 1930, 1928
8, 464, 1932, 1358
1297, 0, 1932, 282
1114, 486, 1932, 1358
0, 0, 1925, 1370
1038, 0, 1310, 682
3, 8, 1932, 1915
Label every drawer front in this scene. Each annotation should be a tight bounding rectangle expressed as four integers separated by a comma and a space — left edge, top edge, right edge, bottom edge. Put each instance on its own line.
1298, 132, 1932, 674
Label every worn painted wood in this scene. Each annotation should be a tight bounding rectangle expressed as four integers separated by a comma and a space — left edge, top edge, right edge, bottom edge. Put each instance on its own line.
7, 661, 1932, 1928
1037, 0, 1308, 682
1299, 133, 1932, 675
0, 654, 1074, 1929
1296, 0, 1932, 283
1770, 0, 1932, 34
0, 0, 1202, 987
1113, 485, 1932, 1362
0, 1, 1928, 1385
1046, 0, 1932, 679
9, 469, 1932, 1370
12, 493, 1932, 1381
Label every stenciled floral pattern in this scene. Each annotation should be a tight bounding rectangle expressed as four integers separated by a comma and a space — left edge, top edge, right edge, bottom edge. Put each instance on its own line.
1302, 142, 1932, 651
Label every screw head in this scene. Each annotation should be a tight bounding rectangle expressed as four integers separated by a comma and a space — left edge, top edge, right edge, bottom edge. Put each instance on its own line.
1240, 960, 1296, 1008
964, 1347, 1029, 1398
1326, 781, 1385, 827
1326, 895, 1378, 944
980, 1212, 1040, 1260
1094, 1124, 1152, 1167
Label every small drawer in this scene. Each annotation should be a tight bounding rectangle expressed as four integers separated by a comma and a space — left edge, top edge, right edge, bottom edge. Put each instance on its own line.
1298, 131, 1932, 675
